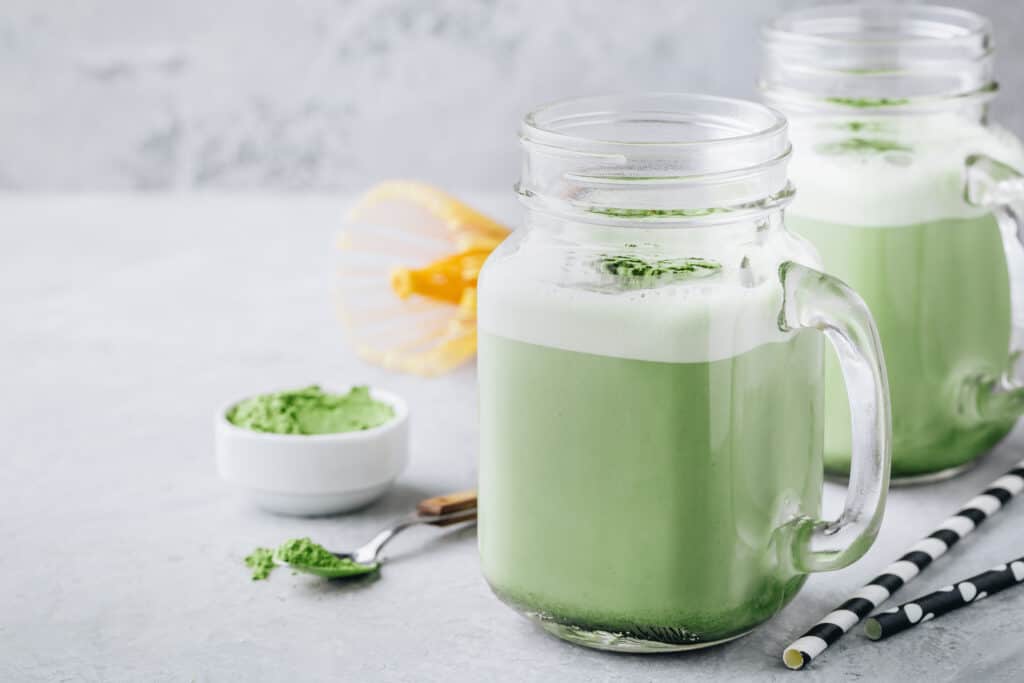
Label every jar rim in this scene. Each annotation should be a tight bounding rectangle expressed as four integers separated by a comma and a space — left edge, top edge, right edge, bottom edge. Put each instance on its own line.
760, 4, 996, 110
516, 93, 793, 224
762, 4, 991, 52
522, 93, 787, 153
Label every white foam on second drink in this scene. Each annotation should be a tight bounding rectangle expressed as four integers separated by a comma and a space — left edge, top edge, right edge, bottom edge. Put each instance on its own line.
478, 225, 818, 364
789, 113, 1024, 227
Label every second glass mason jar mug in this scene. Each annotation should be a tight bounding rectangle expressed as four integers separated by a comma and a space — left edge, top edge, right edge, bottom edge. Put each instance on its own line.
477, 94, 892, 652
762, 5, 1024, 482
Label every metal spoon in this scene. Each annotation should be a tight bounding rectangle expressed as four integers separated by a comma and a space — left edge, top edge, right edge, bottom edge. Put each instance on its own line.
280, 490, 477, 578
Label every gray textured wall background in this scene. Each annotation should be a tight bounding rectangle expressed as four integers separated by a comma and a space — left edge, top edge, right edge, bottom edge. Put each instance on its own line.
3, 0, 1023, 191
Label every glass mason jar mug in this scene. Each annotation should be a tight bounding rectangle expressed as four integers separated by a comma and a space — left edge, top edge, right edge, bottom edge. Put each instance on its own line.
762, 5, 1024, 482
477, 94, 892, 651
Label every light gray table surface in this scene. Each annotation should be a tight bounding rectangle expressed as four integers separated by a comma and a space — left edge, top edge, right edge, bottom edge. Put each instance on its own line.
3, 194, 1023, 682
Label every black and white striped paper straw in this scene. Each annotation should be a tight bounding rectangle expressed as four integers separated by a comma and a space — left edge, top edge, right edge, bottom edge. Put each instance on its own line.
863, 555, 1024, 641
783, 457, 1024, 671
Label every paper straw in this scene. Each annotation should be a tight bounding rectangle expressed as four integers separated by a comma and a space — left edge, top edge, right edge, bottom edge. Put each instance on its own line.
783, 457, 1024, 670
863, 555, 1024, 641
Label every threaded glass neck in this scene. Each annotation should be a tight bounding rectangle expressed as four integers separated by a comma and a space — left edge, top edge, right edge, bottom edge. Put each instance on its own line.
761, 4, 996, 113
517, 93, 793, 227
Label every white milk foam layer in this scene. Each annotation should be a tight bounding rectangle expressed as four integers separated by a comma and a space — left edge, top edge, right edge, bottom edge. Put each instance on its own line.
788, 114, 1024, 227
478, 228, 814, 364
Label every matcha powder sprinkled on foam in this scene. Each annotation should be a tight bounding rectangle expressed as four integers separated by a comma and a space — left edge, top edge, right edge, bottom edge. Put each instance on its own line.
824, 96, 910, 108
598, 254, 721, 288
589, 207, 726, 219
817, 137, 912, 155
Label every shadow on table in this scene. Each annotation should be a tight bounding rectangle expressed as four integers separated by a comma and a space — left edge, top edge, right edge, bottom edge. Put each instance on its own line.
298, 568, 384, 595
382, 516, 478, 565
367, 482, 436, 517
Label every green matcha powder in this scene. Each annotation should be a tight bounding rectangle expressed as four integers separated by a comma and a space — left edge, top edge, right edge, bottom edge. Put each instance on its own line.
244, 547, 276, 581
228, 385, 394, 435
245, 538, 379, 581
817, 137, 912, 155
598, 254, 721, 289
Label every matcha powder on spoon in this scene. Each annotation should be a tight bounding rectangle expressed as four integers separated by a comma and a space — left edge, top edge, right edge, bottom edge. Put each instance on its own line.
244, 538, 379, 581
276, 538, 379, 577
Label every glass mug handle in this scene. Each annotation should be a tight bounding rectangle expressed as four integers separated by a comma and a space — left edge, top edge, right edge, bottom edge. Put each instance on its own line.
962, 154, 1024, 421
776, 262, 892, 573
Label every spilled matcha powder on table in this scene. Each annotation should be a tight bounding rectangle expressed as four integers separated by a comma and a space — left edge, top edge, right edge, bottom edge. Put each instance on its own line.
245, 547, 276, 581
227, 385, 394, 435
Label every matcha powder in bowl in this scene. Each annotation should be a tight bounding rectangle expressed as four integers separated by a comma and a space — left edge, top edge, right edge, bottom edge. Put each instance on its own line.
216, 384, 410, 515
227, 385, 395, 435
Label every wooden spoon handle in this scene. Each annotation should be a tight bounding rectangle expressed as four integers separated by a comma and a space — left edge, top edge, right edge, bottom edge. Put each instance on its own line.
417, 490, 477, 526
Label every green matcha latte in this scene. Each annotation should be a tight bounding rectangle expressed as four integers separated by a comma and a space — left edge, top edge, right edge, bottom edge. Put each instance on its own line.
477, 226, 826, 647
786, 114, 1023, 479
477, 92, 890, 653
760, 4, 1024, 480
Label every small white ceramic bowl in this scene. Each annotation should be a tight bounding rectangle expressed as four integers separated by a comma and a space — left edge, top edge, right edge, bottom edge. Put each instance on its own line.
215, 387, 409, 516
